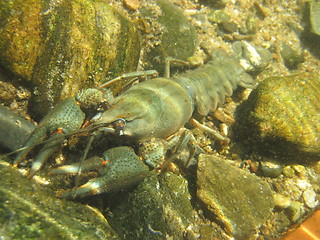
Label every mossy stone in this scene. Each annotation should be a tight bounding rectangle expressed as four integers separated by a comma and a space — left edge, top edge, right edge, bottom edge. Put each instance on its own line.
0, 0, 140, 118
109, 172, 194, 239
0, 160, 119, 239
140, 0, 197, 74
236, 74, 320, 162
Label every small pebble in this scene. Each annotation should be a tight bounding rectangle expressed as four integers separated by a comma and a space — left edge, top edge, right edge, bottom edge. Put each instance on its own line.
292, 165, 307, 178
273, 193, 291, 209
208, 10, 231, 24
296, 179, 312, 191
286, 201, 303, 223
123, 0, 139, 10
259, 161, 284, 178
282, 166, 295, 178
0, 81, 16, 104
280, 43, 304, 70
303, 189, 318, 208
220, 21, 238, 33
239, 15, 256, 35
232, 41, 272, 72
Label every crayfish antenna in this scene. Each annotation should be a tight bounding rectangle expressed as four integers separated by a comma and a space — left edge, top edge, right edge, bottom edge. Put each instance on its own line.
72, 134, 96, 198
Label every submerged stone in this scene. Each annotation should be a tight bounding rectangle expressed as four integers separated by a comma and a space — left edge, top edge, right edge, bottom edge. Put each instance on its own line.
280, 43, 304, 70
197, 154, 274, 239
236, 74, 320, 162
0, 0, 140, 118
232, 41, 272, 73
0, 160, 119, 239
140, 0, 197, 74
108, 172, 194, 240
310, 0, 320, 36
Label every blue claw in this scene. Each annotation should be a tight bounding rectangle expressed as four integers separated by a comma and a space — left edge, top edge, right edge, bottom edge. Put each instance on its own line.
51, 147, 150, 198
13, 98, 86, 176
13, 89, 109, 177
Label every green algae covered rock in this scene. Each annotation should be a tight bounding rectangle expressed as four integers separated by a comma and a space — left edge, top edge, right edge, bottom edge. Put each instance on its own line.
197, 154, 274, 239
140, 0, 198, 73
0, 160, 120, 239
0, 0, 140, 117
236, 74, 320, 162
108, 172, 194, 240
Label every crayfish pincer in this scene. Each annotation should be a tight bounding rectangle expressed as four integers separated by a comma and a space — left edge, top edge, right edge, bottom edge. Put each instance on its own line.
13, 88, 110, 178
14, 49, 255, 198
49, 146, 149, 198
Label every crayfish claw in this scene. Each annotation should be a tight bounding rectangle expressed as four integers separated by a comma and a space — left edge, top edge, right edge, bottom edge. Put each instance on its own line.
57, 178, 105, 198
13, 97, 87, 175
55, 147, 150, 198
13, 127, 48, 167
27, 134, 64, 178
49, 156, 104, 175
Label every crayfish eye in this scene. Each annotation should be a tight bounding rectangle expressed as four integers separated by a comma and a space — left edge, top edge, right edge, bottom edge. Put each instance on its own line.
113, 118, 126, 132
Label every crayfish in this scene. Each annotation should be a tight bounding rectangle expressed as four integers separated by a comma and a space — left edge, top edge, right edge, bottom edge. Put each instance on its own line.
13, 49, 255, 198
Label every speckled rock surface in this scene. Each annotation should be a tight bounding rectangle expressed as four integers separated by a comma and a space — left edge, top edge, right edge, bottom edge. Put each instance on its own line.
197, 154, 274, 239
140, 0, 198, 73
108, 172, 195, 240
236, 74, 320, 162
0, 0, 140, 118
0, 160, 119, 240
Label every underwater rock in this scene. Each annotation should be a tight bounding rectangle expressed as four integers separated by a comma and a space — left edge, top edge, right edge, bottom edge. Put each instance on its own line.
0, 160, 119, 239
108, 172, 195, 240
310, 0, 320, 36
220, 21, 238, 34
236, 74, 320, 162
0, 105, 35, 151
196, 154, 274, 240
303, 189, 318, 208
0, 0, 140, 118
140, 0, 198, 73
280, 43, 304, 70
208, 10, 231, 24
259, 161, 284, 178
0, 80, 16, 104
286, 201, 304, 223
232, 41, 272, 73
239, 15, 257, 35
273, 193, 291, 209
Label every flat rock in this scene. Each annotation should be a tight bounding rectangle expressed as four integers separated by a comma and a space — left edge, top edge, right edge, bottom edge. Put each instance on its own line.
197, 154, 274, 239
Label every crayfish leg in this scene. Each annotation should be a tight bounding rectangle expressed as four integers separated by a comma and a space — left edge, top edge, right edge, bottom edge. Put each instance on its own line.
139, 129, 199, 171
